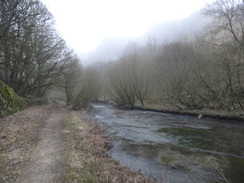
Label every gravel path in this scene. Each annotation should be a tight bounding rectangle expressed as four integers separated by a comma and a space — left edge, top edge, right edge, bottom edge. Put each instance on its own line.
17, 106, 66, 183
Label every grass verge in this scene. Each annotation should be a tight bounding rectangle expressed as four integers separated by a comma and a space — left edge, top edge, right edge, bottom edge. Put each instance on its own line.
64, 111, 153, 183
135, 104, 244, 121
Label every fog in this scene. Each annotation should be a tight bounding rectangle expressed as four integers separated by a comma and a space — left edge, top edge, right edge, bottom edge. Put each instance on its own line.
40, 0, 215, 65
79, 11, 206, 65
1, 1, 243, 183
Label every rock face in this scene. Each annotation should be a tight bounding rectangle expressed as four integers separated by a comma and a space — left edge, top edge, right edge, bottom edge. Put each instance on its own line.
0, 81, 33, 118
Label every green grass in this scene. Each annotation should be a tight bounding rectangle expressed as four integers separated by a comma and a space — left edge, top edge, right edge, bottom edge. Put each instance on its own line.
63, 112, 151, 183
63, 113, 100, 182
156, 127, 208, 136
156, 127, 215, 150
0, 154, 7, 160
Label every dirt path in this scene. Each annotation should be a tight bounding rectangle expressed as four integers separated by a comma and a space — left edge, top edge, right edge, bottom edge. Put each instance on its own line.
17, 105, 66, 183
0, 105, 153, 183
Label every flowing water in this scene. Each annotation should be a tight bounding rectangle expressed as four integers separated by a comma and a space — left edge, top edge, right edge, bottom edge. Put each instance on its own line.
86, 103, 244, 183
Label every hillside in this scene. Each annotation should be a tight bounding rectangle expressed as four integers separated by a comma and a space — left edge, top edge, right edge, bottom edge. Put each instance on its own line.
0, 81, 34, 118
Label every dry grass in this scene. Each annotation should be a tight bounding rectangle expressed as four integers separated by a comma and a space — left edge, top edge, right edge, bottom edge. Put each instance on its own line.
137, 104, 244, 121
0, 105, 154, 182
64, 111, 154, 183
0, 106, 52, 182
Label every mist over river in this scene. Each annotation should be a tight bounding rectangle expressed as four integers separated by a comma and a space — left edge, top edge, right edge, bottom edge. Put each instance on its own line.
86, 103, 244, 183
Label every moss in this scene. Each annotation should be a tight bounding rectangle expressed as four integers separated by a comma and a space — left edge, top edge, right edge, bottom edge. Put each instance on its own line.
0, 154, 7, 160
159, 149, 221, 171
225, 157, 244, 183
156, 127, 216, 150
156, 128, 207, 135
0, 81, 35, 118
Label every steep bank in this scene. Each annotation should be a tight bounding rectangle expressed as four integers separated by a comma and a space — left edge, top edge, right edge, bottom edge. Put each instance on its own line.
0, 81, 35, 118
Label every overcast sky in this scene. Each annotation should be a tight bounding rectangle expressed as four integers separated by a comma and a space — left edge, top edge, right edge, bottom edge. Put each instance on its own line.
41, 0, 215, 53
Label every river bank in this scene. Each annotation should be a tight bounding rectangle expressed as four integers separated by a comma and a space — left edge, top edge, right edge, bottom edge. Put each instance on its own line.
95, 100, 244, 121
0, 104, 153, 183
86, 103, 244, 183
64, 110, 153, 183
134, 104, 244, 122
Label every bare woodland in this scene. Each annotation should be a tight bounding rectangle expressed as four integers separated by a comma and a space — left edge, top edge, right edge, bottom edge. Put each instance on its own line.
0, 0, 99, 108
104, 0, 244, 111
0, 0, 243, 112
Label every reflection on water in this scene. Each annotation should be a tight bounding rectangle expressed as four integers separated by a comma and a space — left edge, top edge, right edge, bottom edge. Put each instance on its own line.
86, 103, 244, 183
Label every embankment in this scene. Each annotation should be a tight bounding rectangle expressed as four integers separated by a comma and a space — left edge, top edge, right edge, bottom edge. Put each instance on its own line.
0, 81, 35, 118
135, 105, 244, 122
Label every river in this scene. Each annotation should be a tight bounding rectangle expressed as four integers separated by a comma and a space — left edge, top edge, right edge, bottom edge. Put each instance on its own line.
86, 103, 244, 183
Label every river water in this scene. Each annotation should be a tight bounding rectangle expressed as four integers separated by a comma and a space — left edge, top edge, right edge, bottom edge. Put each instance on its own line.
86, 103, 244, 183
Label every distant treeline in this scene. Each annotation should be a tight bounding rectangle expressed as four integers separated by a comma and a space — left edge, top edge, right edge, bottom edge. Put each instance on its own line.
1, 0, 243, 112
95, 0, 244, 112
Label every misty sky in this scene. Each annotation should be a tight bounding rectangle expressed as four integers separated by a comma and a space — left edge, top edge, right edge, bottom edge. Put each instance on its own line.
41, 0, 215, 53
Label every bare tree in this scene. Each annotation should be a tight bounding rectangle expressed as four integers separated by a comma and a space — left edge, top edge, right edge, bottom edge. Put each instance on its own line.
59, 53, 82, 106
202, 0, 244, 110
154, 41, 203, 109
0, 0, 70, 98
73, 67, 102, 109
106, 42, 150, 108
107, 60, 136, 108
